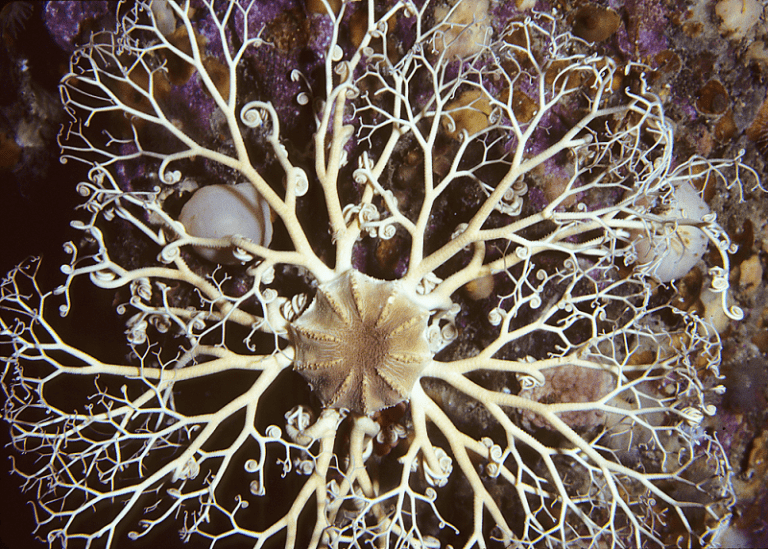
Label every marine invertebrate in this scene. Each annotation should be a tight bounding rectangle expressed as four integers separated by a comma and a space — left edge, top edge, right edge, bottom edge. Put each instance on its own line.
570, 4, 621, 43
290, 271, 432, 415
0, 1, 760, 548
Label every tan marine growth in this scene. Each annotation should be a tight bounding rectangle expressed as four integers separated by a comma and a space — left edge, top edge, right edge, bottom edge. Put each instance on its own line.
290, 270, 432, 415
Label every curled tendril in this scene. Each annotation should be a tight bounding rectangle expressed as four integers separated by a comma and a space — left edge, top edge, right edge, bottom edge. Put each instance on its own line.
160, 169, 182, 185
281, 293, 307, 322
496, 195, 523, 216
244, 459, 259, 473
342, 204, 358, 223
426, 317, 458, 352
241, 107, 264, 127
485, 462, 502, 478
88, 168, 107, 186
416, 273, 441, 295
488, 307, 505, 326
84, 201, 102, 216
563, 258, 577, 272
241, 101, 274, 129
345, 85, 359, 100
488, 106, 502, 125
442, 115, 457, 134
518, 373, 545, 390
352, 167, 369, 185
425, 325, 444, 350
596, 308, 607, 321
158, 244, 181, 264
441, 323, 457, 342
623, 250, 638, 266
293, 459, 314, 475
76, 183, 94, 197
232, 246, 254, 263
502, 188, 518, 203
334, 60, 349, 77
378, 222, 396, 240
403, 2, 419, 17
93, 269, 117, 282
708, 268, 728, 291
173, 457, 200, 481
327, 480, 341, 499
187, 314, 207, 333
359, 203, 380, 223
512, 180, 528, 194
285, 405, 314, 446
151, 315, 171, 333
296, 92, 310, 105
680, 407, 704, 427
265, 425, 282, 438
259, 288, 276, 303
727, 304, 744, 320
126, 325, 148, 345
62, 241, 77, 256
482, 437, 504, 463
423, 447, 453, 488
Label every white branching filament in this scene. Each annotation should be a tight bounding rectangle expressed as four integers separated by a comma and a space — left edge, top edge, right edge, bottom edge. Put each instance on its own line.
0, 1, 759, 548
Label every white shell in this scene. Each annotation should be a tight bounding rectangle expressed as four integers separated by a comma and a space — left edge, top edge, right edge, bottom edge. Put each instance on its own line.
179, 183, 272, 264
634, 182, 709, 283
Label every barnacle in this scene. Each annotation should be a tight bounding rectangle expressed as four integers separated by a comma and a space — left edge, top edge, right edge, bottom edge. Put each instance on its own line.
571, 5, 621, 42
696, 79, 730, 116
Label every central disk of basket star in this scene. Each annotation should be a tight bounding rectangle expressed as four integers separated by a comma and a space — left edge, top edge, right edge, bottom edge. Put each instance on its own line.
289, 270, 433, 415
